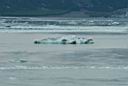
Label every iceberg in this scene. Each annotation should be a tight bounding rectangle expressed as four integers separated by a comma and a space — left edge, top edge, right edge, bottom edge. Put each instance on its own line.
34, 35, 94, 44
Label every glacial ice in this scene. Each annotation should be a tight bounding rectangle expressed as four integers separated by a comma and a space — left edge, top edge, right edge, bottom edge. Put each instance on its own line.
34, 35, 94, 44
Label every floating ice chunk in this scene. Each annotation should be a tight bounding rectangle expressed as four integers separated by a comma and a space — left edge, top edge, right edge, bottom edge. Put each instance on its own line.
111, 22, 120, 25
34, 35, 94, 44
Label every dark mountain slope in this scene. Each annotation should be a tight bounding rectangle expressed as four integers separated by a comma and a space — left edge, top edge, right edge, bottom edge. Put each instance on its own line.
0, 0, 128, 17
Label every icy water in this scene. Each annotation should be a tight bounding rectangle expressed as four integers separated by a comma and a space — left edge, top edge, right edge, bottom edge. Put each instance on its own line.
0, 17, 128, 86
0, 17, 128, 33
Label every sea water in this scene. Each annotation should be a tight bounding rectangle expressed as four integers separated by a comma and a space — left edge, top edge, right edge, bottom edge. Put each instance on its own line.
0, 17, 128, 86
0, 17, 128, 33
